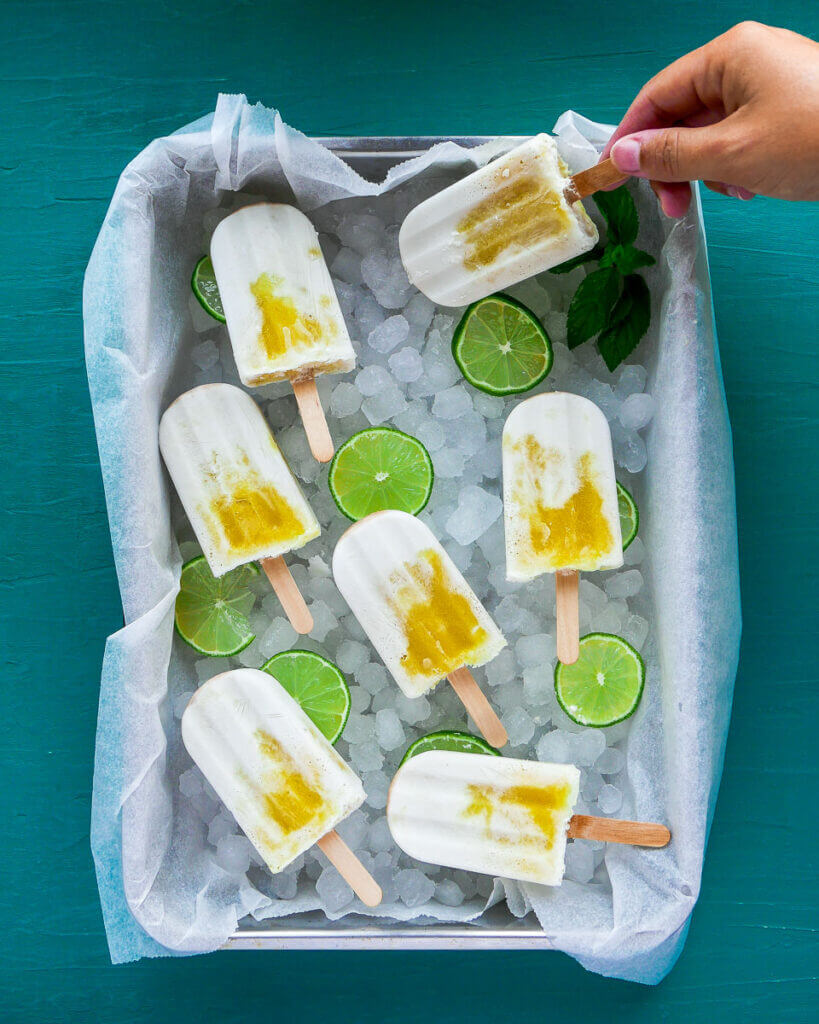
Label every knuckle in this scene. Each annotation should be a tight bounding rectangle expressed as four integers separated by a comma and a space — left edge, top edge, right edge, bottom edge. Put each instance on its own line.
727, 20, 766, 46
656, 129, 681, 177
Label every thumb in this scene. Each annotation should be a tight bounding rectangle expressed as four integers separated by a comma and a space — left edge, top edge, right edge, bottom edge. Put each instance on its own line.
610, 125, 731, 184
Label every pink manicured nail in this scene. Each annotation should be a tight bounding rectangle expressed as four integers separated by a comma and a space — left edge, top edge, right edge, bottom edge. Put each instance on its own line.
727, 186, 755, 200
610, 136, 642, 174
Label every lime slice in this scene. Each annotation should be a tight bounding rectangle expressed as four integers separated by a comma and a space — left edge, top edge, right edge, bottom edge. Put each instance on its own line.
452, 293, 553, 396
175, 555, 259, 656
554, 633, 645, 728
261, 650, 351, 744
191, 254, 226, 323
328, 427, 433, 521
617, 482, 639, 550
399, 730, 502, 767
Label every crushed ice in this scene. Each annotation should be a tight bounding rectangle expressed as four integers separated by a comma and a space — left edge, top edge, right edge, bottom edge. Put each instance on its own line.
178, 178, 657, 925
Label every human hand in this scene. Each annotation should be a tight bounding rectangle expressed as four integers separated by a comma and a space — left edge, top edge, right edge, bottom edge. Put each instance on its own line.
602, 22, 819, 217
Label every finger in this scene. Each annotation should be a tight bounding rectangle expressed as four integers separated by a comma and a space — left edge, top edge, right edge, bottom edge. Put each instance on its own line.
610, 122, 736, 183
703, 180, 731, 196
654, 181, 692, 218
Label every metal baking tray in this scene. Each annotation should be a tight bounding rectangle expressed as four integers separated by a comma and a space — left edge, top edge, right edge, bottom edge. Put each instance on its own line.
223, 133, 691, 951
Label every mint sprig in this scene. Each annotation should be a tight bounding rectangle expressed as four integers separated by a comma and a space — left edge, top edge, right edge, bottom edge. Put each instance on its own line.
551, 184, 655, 370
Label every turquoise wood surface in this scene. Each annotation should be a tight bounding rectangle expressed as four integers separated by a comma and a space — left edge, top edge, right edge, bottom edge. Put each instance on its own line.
1, 0, 816, 1019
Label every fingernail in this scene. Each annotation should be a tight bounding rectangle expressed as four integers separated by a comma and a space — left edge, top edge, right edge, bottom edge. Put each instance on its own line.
727, 186, 754, 200
610, 136, 642, 174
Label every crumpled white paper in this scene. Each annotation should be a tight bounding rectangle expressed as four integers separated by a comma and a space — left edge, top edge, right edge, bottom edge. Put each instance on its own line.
86, 95, 740, 981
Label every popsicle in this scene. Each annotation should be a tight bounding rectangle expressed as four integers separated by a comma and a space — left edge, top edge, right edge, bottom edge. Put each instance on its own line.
399, 134, 625, 307
332, 510, 508, 748
388, 750, 670, 885
159, 382, 318, 633
502, 392, 622, 664
211, 203, 356, 462
182, 668, 381, 905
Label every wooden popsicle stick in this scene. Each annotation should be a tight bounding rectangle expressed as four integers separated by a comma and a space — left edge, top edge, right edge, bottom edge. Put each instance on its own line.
316, 830, 383, 906
555, 569, 579, 665
260, 555, 313, 634
292, 373, 334, 463
568, 814, 671, 848
447, 666, 508, 749
565, 158, 628, 202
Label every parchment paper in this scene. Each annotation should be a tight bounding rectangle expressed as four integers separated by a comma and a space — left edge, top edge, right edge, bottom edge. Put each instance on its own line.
86, 95, 740, 981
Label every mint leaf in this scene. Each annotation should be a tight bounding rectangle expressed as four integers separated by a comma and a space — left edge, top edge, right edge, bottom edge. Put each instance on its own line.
566, 267, 621, 350
597, 274, 651, 370
594, 186, 638, 246
549, 244, 605, 274
614, 247, 655, 275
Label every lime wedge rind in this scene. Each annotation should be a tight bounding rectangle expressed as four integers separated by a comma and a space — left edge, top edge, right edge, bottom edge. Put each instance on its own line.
452, 293, 553, 396
191, 254, 226, 323
174, 555, 259, 657
554, 632, 645, 728
617, 481, 639, 550
399, 729, 503, 767
328, 427, 434, 522
261, 649, 351, 745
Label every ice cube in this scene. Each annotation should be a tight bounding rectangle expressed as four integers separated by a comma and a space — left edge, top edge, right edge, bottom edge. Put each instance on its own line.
215, 835, 253, 875
356, 364, 393, 397
505, 706, 535, 746
403, 292, 436, 331
414, 420, 445, 453
316, 867, 354, 912
191, 339, 220, 370
173, 690, 194, 719
395, 868, 436, 908
308, 600, 339, 642
432, 385, 472, 420
394, 692, 431, 724
337, 213, 385, 256
354, 293, 386, 336
336, 808, 368, 849
356, 663, 389, 695
615, 364, 647, 399
515, 633, 556, 669
596, 746, 625, 775
522, 666, 553, 705
368, 816, 394, 853
573, 729, 607, 766
349, 740, 384, 773
619, 392, 656, 431
207, 809, 236, 846
259, 618, 298, 657
336, 639, 370, 674
330, 382, 363, 418
388, 347, 424, 382
564, 841, 595, 883
445, 486, 502, 546
362, 388, 407, 425
368, 315, 409, 354
597, 784, 623, 814
435, 878, 465, 907
330, 248, 364, 286
343, 714, 376, 744
623, 536, 645, 566
363, 771, 390, 810
621, 613, 649, 650
375, 709, 406, 751
431, 448, 466, 478
536, 729, 574, 764
604, 570, 643, 599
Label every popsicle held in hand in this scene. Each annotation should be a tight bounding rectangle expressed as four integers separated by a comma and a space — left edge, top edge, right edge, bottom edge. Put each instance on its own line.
399, 134, 624, 307
211, 203, 355, 462
502, 392, 622, 664
182, 669, 381, 906
159, 382, 318, 633
388, 751, 670, 885
332, 510, 508, 748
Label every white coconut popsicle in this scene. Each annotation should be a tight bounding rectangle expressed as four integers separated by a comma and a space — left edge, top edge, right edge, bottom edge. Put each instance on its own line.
399, 135, 625, 307
159, 382, 318, 633
388, 751, 670, 885
502, 392, 622, 664
211, 203, 355, 462
182, 669, 381, 906
333, 510, 508, 748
